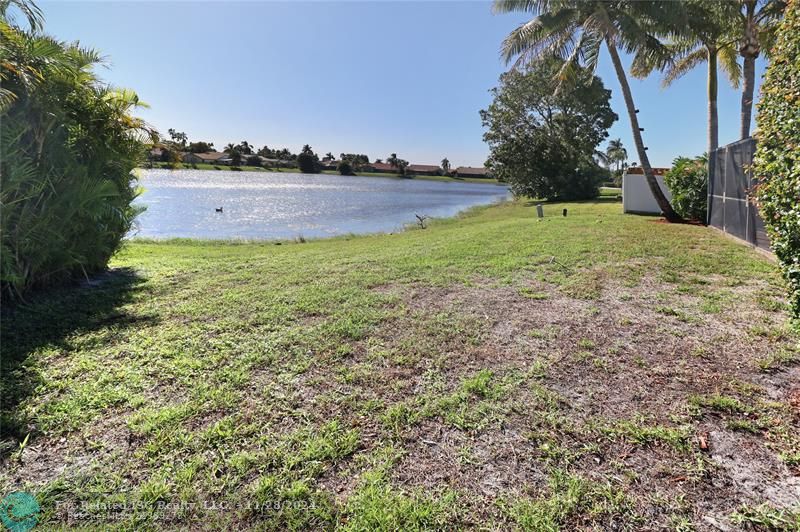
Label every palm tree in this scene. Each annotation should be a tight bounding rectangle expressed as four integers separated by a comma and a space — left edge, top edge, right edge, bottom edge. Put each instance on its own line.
735, 0, 786, 138
494, 0, 684, 221
441, 157, 451, 173
632, 3, 740, 182
387, 153, 399, 168
605, 139, 627, 171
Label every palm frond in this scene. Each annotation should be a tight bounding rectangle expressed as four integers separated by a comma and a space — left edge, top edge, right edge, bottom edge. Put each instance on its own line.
0, 0, 43, 32
500, 8, 579, 65
662, 46, 707, 86
493, 0, 554, 15
718, 44, 741, 88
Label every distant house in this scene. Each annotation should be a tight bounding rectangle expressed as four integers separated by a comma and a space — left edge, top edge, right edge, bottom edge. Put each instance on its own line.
454, 166, 491, 178
183, 152, 228, 165
262, 158, 294, 168
406, 164, 441, 176
366, 162, 399, 173
149, 147, 164, 160
319, 159, 339, 170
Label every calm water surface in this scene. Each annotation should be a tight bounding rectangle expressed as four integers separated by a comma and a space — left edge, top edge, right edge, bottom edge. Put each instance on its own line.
133, 170, 510, 239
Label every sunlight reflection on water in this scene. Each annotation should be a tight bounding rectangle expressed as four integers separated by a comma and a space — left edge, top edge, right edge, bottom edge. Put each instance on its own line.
133, 169, 510, 240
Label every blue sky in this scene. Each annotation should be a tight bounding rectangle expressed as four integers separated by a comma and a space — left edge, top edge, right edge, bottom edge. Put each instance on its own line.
40, 1, 765, 168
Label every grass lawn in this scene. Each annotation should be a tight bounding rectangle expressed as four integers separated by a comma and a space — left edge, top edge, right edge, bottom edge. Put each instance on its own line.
2, 201, 799, 529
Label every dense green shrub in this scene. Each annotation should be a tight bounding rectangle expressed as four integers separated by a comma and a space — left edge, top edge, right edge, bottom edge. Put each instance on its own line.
752, 0, 800, 319
664, 155, 708, 222
0, 13, 152, 299
338, 161, 354, 175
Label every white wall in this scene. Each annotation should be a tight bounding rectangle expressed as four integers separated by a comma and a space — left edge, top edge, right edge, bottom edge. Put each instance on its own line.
622, 173, 672, 215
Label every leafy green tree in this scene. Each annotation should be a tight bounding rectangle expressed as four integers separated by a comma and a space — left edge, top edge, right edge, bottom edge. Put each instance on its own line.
1, 3, 153, 297
753, 0, 800, 318
481, 59, 616, 200
246, 154, 262, 166
339, 153, 370, 170
160, 147, 181, 163
337, 161, 354, 175
494, 0, 683, 221
187, 141, 214, 153
297, 144, 321, 173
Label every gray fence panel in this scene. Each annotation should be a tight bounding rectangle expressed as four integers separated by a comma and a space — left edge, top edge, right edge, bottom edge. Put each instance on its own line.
708, 138, 770, 252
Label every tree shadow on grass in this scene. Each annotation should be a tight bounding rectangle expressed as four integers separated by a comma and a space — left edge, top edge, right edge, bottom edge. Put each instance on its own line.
0, 267, 155, 446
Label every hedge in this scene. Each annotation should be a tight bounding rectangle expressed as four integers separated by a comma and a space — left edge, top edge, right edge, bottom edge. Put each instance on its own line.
753, 0, 800, 319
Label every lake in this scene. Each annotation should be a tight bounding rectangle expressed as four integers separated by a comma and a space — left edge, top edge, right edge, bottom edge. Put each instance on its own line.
133, 169, 510, 240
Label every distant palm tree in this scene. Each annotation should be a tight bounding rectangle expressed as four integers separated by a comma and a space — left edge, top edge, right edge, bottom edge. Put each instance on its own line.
734, 0, 786, 138
605, 139, 628, 172
224, 143, 236, 153
238, 140, 253, 155
441, 157, 451, 173
325, 152, 334, 160
494, 0, 684, 221
387, 153, 399, 168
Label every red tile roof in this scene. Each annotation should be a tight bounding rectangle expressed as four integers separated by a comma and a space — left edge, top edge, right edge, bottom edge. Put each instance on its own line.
455, 166, 490, 176
369, 162, 397, 171
407, 164, 440, 172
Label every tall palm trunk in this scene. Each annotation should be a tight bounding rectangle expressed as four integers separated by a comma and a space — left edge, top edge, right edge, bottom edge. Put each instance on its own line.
740, 55, 756, 138
606, 38, 682, 222
707, 46, 719, 226
740, 1, 758, 138
708, 46, 719, 155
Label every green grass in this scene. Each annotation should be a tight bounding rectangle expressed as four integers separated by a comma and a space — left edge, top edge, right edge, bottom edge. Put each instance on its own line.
599, 186, 622, 197
2, 200, 797, 529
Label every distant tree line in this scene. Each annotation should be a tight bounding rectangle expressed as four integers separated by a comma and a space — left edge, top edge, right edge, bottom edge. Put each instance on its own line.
150, 133, 470, 179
